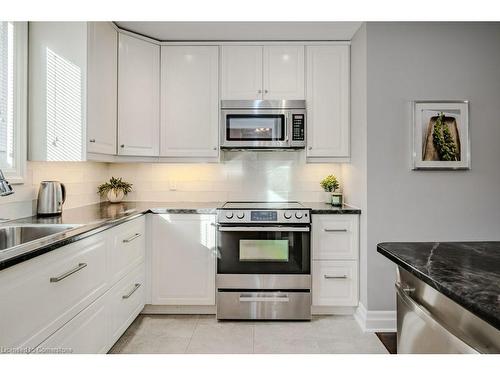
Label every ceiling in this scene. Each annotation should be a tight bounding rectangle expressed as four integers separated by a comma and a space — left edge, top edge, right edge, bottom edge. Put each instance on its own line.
114, 22, 363, 41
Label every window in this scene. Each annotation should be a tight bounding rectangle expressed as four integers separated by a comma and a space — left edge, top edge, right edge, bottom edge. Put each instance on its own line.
0, 21, 27, 183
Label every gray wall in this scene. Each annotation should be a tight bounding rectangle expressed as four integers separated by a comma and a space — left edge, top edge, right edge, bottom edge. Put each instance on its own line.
365, 22, 500, 310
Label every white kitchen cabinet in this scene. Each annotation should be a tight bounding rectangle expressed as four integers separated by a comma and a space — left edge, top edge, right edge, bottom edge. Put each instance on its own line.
0, 233, 107, 349
87, 22, 118, 155
37, 293, 109, 354
0, 216, 146, 353
107, 263, 145, 345
221, 45, 305, 100
118, 33, 160, 156
151, 214, 216, 306
306, 45, 350, 160
107, 215, 146, 285
160, 46, 219, 158
263, 45, 304, 100
221, 45, 263, 100
311, 214, 359, 309
312, 260, 359, 306
312, 215, 359, 260
28, 22, 118, 161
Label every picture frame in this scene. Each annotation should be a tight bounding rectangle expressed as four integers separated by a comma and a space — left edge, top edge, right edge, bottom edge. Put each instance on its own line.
412, 100, 470, 170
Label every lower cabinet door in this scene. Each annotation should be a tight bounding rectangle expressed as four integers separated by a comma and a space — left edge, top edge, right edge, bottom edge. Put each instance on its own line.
312, 260, 358, 306
151, 214, 216, 305
36, 295, 108, 354
108, 263, 145, 344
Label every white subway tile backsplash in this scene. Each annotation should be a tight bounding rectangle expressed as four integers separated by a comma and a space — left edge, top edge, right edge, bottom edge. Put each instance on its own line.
0, 154, 345, 220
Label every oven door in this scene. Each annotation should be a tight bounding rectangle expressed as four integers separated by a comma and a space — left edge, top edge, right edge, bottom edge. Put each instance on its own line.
216, 225, 310, 274
221, 109, 290, 148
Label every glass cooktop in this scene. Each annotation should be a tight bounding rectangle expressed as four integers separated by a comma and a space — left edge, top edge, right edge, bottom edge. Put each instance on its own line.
222, 201, 305, 209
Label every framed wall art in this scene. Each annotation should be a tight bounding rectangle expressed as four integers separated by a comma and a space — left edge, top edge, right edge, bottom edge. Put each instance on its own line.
412, 100, 470, 170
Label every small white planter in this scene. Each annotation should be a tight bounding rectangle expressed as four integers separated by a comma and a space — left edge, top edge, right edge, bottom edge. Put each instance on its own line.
107, 190, 125, 203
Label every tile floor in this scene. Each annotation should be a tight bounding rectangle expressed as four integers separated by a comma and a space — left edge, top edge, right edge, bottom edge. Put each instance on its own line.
109, 314, 388, 354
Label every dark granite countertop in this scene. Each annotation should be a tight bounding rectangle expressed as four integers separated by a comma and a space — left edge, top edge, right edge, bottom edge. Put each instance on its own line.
0, 200, 359, 271
303, 202, 361, 214
0, 201, 222, 271
378, 242, 500, 330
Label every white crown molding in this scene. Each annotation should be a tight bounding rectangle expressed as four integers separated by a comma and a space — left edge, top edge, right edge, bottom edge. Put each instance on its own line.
354, 302, 396, 332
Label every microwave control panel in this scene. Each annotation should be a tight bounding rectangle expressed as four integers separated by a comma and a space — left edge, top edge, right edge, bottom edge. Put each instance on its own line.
292, 114, 305, 141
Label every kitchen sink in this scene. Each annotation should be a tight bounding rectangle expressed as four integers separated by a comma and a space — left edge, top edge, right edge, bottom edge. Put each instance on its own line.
0, 224, 80, 252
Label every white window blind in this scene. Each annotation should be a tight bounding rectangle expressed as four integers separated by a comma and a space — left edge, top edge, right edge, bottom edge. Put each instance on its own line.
0, 21, 26, 182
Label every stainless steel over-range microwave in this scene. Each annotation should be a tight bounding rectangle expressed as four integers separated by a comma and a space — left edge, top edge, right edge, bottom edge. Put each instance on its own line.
220, 100, 306, 149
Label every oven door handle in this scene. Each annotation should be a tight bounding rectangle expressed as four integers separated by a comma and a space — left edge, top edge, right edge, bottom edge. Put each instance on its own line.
239, 293, 290, 303
217, 226, 310, 232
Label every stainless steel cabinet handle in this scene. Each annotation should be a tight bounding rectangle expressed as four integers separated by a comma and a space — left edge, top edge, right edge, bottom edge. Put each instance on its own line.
50, 263, 87, 283
308, 146, 312, 150
89, 139, 96, 143
324, 228, 348, 232
324, 275, 348, 279
123, 233, 142, 243
122, 283, 141, 299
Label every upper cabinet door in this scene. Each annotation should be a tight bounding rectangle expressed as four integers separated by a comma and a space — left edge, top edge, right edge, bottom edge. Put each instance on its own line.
160, 46, 219, 158
28, 22, 88, 161
87, 22, 117, 155
263, 45, 305, 100
118, 34, 160, 156
221, 46, 263, 100
306, 45, 350, 159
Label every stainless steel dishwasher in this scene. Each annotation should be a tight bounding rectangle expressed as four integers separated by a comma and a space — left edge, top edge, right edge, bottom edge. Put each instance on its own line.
396, 267, 500, 354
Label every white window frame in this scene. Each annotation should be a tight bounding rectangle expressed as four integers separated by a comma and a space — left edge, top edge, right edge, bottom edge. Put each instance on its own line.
1, 22, 27, 184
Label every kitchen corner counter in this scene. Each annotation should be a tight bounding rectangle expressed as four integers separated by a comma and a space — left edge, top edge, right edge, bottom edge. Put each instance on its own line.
0, 201, 222, 271
303, 202, 361, 214
377, 241, 500, 330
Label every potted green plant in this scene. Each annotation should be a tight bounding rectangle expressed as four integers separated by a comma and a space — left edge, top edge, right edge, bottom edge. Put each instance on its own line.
98, 177, 133, 203
320, 175, 340, 204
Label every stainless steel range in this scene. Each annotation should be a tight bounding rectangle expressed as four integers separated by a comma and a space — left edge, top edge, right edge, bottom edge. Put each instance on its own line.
216, 201, 311, 320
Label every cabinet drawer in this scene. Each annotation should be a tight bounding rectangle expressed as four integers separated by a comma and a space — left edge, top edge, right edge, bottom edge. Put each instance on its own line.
108, 262, 145, 344
312, 215, 359, 260
36, 293, 108, 354
312, 260, 358, 307
0, 234, 107, 349
107, 216, 146, 285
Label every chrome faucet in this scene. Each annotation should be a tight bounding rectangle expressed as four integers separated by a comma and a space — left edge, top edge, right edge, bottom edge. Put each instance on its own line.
0, 169, 14, 196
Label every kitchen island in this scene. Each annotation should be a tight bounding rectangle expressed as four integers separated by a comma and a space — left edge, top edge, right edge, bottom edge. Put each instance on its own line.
378, 242, 500, 354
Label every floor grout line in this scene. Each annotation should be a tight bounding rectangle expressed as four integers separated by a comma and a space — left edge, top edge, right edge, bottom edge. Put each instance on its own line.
184, 314, 199, 354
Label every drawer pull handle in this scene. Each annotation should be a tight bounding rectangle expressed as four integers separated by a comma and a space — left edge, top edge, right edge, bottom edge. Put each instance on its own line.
324, 229, 348, 232
122, 283, 141, 299
50, 263, 87, 283
123, 233, 142, 243
324, 275, 348, 279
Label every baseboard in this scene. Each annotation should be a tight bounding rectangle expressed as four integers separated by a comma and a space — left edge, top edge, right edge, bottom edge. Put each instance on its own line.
354, 302, 396, 332
311, 306, 357, 315
142, 304, 216, 314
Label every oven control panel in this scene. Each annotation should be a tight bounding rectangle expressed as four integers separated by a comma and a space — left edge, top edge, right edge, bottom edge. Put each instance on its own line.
217, 209, 311, 224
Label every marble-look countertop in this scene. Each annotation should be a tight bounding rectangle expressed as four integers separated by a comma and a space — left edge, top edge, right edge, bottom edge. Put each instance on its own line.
0, 200, 360, 271
377, 242, 500, 330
